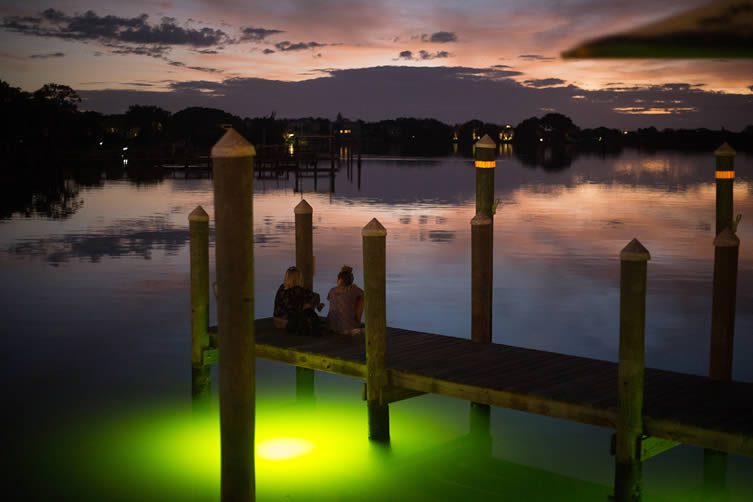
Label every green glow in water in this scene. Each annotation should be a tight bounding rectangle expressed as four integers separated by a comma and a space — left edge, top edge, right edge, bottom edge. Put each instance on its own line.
257, 438, 313, 460
25, 393, 749, 501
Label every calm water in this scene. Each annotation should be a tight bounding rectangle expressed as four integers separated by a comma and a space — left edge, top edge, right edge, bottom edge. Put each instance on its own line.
3, 149, 753, 500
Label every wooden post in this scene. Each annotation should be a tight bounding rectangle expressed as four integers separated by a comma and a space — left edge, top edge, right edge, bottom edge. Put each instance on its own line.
190, 205, 211, 405
295, 199, 315, 403
704, 227, 740, 497
470, 135, 496, 435
471, 213, 493, 344
714, 143, 735, 236
709, 228, 740, 380
212, 129, 256, 502
705, 142, 736, 497
474, 134, 496, 218
614, 238, 650, 502
363, 218, 389, 442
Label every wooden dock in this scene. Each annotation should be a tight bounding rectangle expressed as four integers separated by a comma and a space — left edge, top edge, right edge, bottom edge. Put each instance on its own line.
196, 135, 747, 501
249, 318, 753, 458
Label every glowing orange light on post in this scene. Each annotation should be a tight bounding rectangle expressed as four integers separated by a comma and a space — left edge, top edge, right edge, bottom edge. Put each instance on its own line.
715, 171, 734, 179
474, 160, 495, 168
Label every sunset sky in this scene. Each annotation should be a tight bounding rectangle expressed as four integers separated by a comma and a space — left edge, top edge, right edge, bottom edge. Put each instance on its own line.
2, 0, 753, 128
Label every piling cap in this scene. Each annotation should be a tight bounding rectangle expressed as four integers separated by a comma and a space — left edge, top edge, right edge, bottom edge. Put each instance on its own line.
476, 134, 496, 149
294, 199, 313, 214
714, 143, 736, 158
470, 213, 492, 226
211, 128, 256, 158
362, 218, 387, 237
188, 205, 209, 222
714, 227, 740, 248
620, 238, 651, 262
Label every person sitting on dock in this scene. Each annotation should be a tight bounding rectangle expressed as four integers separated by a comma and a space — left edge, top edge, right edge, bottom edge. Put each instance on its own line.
273, 266, 322, 335
326, 265, 364, 335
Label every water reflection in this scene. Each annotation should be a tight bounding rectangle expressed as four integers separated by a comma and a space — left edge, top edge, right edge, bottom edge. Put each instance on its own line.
7, 215, 189, 263
3, 149, 753, 499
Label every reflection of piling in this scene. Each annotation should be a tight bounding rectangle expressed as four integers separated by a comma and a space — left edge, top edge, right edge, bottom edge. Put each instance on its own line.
190, 205, 211, 404
212, 129, 256, 502
363, 218, 389, 442
714, 143, 735, 236
614, 239, 650, 502
704, 228, 740, 497
295, 200, 315, 403
470, 134, 496, 436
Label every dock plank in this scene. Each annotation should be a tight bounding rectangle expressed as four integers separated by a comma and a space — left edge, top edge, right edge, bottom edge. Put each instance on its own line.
246, 318, 753, 457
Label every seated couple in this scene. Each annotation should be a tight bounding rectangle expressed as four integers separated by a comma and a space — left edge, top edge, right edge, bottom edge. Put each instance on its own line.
273, 265, 363, 336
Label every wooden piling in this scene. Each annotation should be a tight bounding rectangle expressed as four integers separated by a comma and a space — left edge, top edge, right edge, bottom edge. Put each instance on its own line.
363, 218, 389, 442
471, 135, 496, 433
471, 213, 493, 344
709, 228, 740, 381
714, 143, 735, 236
295, 199, 315, 403
614, 238, 650, 502
704, 227, 740, 497
212, 129, 256, 502
474, 134, 496, 218
190, 205, 211, 404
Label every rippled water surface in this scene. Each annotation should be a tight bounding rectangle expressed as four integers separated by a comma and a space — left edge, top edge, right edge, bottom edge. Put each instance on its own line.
3, 149, 752, 500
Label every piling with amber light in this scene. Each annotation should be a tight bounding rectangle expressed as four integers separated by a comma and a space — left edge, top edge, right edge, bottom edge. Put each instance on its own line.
614, 238, 650, 502
474, 134, 497, 218
295, 199, 315, 403
363, 218, 389, 442
714, 143, 735, 236
470, 134, 496, 437
704, 227, 740, 495
189, 206, 211, 403
212, 128, 256, 502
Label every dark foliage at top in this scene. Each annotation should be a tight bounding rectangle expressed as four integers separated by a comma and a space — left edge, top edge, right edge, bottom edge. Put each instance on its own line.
2, 80, 752, 218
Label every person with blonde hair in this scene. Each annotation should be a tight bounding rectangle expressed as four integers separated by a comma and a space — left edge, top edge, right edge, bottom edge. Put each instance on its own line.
326, 265, 364, 335
273, 266, 322, 334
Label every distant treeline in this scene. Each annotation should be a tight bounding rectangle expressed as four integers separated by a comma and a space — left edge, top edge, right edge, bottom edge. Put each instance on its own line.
3, 80, 753, 166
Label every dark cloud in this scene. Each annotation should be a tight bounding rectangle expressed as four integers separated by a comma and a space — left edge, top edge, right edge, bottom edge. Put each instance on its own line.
263, 48, 275, 54
107, 44, 170, 57
749, 84, 753, 92
78, 66, 753, 131
492, 64, 513, 68
1, 9, 229, 47
240, 26, 283, 41
397, 50, 451, 61
523, 78, 567, 88
168, 60, 221, 73
123, 82, 154, 87
419, 50, 450, 60
519, 54, 556, 61
195, 48, 220, 54
29, 52, 64, 59
421, 31, 457, 43
274, 40, 326, 51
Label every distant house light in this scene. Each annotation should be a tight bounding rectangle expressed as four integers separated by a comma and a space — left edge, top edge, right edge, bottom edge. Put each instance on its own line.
122, 146, 128, 151
99, 141, 103, 146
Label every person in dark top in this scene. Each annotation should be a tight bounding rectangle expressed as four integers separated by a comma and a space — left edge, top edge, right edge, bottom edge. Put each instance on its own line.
273, 266, 322, 334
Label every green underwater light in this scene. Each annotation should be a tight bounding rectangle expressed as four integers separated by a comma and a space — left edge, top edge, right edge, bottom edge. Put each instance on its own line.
257, 438, 314, 460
